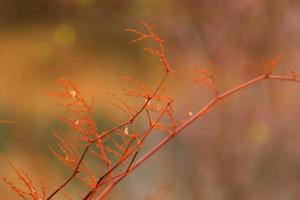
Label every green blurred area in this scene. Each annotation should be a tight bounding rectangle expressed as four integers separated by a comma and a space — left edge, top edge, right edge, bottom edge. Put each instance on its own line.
1, 1, 300, 199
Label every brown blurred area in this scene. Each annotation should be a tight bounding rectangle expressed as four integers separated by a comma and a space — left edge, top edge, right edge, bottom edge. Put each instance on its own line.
1, 0, 300, 199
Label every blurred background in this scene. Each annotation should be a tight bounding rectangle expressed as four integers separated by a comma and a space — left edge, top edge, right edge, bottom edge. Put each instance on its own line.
1, 0, 300, 199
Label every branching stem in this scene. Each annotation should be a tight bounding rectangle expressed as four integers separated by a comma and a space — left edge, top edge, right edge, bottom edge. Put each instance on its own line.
93, 74, 300, 200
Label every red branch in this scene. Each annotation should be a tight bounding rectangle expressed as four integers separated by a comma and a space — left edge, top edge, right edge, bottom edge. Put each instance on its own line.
93, 74, 300, 200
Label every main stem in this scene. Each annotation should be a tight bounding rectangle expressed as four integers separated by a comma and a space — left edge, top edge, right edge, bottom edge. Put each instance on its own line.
94, 74, 300, 200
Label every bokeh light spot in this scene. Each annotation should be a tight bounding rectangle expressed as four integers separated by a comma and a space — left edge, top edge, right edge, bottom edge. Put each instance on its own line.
54, 24, 76, 47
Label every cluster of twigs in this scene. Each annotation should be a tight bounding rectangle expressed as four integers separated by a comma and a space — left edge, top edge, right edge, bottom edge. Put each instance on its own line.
2, 21, 300, 200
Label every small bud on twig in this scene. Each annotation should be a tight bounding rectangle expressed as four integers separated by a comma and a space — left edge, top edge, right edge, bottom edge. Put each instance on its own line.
69, 90, 77, 98
124, 126, 129, 135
